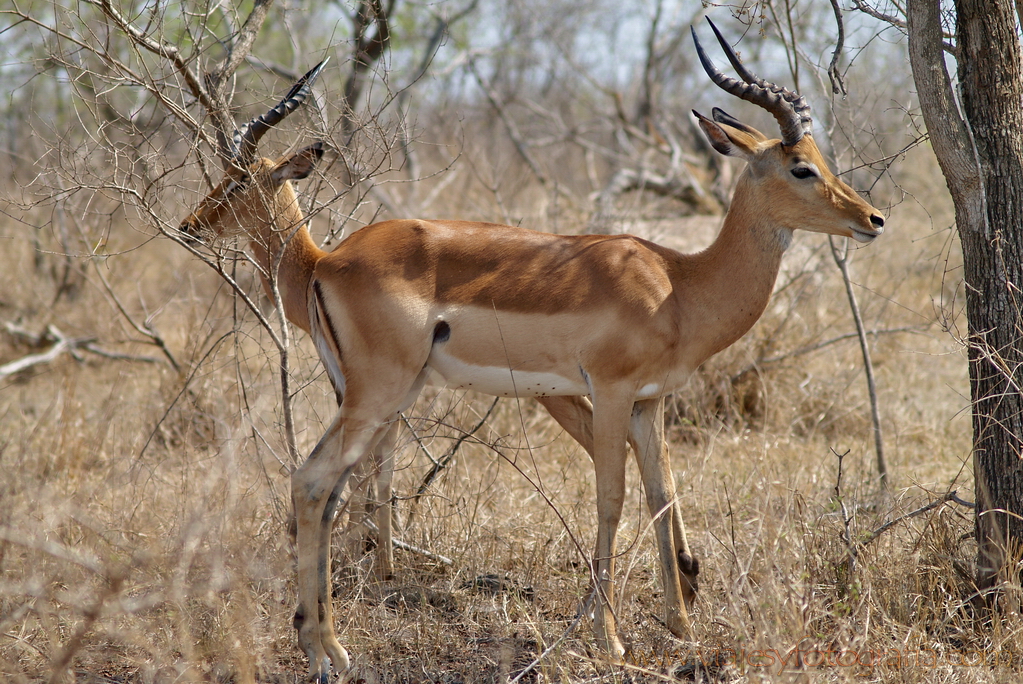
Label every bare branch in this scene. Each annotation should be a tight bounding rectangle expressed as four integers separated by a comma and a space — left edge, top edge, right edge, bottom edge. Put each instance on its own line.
341, 0, 393, 137
209, 0, 275, 89
851, 0, 907, 30
828, 0, 847, 95
851, 0, 958, 56
854, 490, 974, 554
468, 59, 574, 203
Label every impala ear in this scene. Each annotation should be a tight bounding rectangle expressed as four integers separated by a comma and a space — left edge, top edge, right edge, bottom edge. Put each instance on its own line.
693, 110, 758, 160
271, 142, 325, 183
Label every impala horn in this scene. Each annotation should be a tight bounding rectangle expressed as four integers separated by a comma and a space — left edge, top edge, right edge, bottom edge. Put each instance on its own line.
691, 19, 811, 146
231, 58, 330, 165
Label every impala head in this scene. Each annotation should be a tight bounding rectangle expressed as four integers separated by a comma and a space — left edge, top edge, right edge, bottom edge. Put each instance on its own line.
691, 21, 885, 243
179, 143, 325, 241
178, 60, 328, 242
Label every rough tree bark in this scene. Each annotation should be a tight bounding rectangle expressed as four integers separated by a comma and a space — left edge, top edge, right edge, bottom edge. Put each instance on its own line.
907, 0, 1023, 590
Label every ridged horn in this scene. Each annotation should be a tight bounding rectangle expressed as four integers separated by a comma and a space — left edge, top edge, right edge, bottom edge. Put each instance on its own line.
691, 19, 811, 146
232, 58, 329, 164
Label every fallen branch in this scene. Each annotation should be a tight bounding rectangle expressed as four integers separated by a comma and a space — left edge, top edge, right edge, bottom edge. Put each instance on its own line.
1, 322, 163, 379
0, 331, 72, 378
361, 518, 453, 566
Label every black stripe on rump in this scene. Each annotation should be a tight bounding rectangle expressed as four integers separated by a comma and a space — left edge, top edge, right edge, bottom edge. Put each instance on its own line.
433, 320, 451, 344
313, 280, 346, 404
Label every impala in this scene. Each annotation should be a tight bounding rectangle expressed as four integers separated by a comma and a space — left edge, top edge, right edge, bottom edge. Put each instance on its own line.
179, 21, 884, 682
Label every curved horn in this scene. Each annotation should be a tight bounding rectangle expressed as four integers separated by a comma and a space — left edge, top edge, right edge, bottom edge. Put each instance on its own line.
691, 20, 811, 146
232, 58, 329, 164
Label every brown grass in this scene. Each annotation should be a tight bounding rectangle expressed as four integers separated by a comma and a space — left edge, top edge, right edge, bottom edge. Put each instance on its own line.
2, 135, 1014, 684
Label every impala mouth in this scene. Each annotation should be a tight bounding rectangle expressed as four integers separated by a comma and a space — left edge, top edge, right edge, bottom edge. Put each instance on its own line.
178, 219, 208, 244
849, 223, 883, 244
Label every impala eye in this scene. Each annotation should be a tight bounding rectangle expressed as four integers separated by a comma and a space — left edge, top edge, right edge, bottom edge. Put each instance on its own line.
791, 165, 817, 180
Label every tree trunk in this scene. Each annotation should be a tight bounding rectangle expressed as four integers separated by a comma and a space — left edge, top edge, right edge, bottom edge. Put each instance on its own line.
955, 0, 1023, 589
908, 0, 1023, 590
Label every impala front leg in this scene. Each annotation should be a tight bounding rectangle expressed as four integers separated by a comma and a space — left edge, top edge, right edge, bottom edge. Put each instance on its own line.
540, 395, 698, 639
630, 398, 696, 639
589, 390, 633, 659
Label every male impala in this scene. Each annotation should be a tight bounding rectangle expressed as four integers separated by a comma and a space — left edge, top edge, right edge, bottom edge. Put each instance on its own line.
179, 21, 884, 682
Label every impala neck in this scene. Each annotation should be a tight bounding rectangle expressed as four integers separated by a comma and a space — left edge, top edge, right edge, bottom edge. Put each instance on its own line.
247, 218, 326, 335
684, 175, 792, 363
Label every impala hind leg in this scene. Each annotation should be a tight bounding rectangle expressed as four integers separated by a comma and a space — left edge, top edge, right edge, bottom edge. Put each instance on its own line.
370, 419, 399, 580
343, 458, 376, 570
294, 416, 407, 681
630, 398, 696, 639
292, 415, 357, 682
536, 396, 595, 454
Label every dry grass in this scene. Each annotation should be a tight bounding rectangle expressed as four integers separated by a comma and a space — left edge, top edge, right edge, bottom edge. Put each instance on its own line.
1, 136, 1015, 684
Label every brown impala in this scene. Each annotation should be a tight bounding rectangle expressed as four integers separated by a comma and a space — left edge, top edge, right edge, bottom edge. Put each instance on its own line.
180, 20, 884, 683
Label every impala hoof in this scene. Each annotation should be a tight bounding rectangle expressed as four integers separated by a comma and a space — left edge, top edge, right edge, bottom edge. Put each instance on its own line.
306, 656, 332, 684
665, 606, 694, 640
595, 634, 626, 663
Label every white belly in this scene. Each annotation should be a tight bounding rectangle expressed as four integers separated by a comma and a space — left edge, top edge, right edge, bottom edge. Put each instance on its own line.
427, 348, 587, 397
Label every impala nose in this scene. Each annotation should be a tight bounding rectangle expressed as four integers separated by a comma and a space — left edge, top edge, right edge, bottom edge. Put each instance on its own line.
870, 213, 885, 230
179, 217, 203, 243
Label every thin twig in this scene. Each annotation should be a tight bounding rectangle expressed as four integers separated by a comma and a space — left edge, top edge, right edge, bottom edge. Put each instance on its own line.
509, 603, 590, 684
137, 333, 233, 460
831, 448, 857, 576
742, 325, 923, 373
79, 343, 163, 364
855, 490, 974, 554
411, 397, 501, 500
93, 263, 181, 372
830, 237, 889, 491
